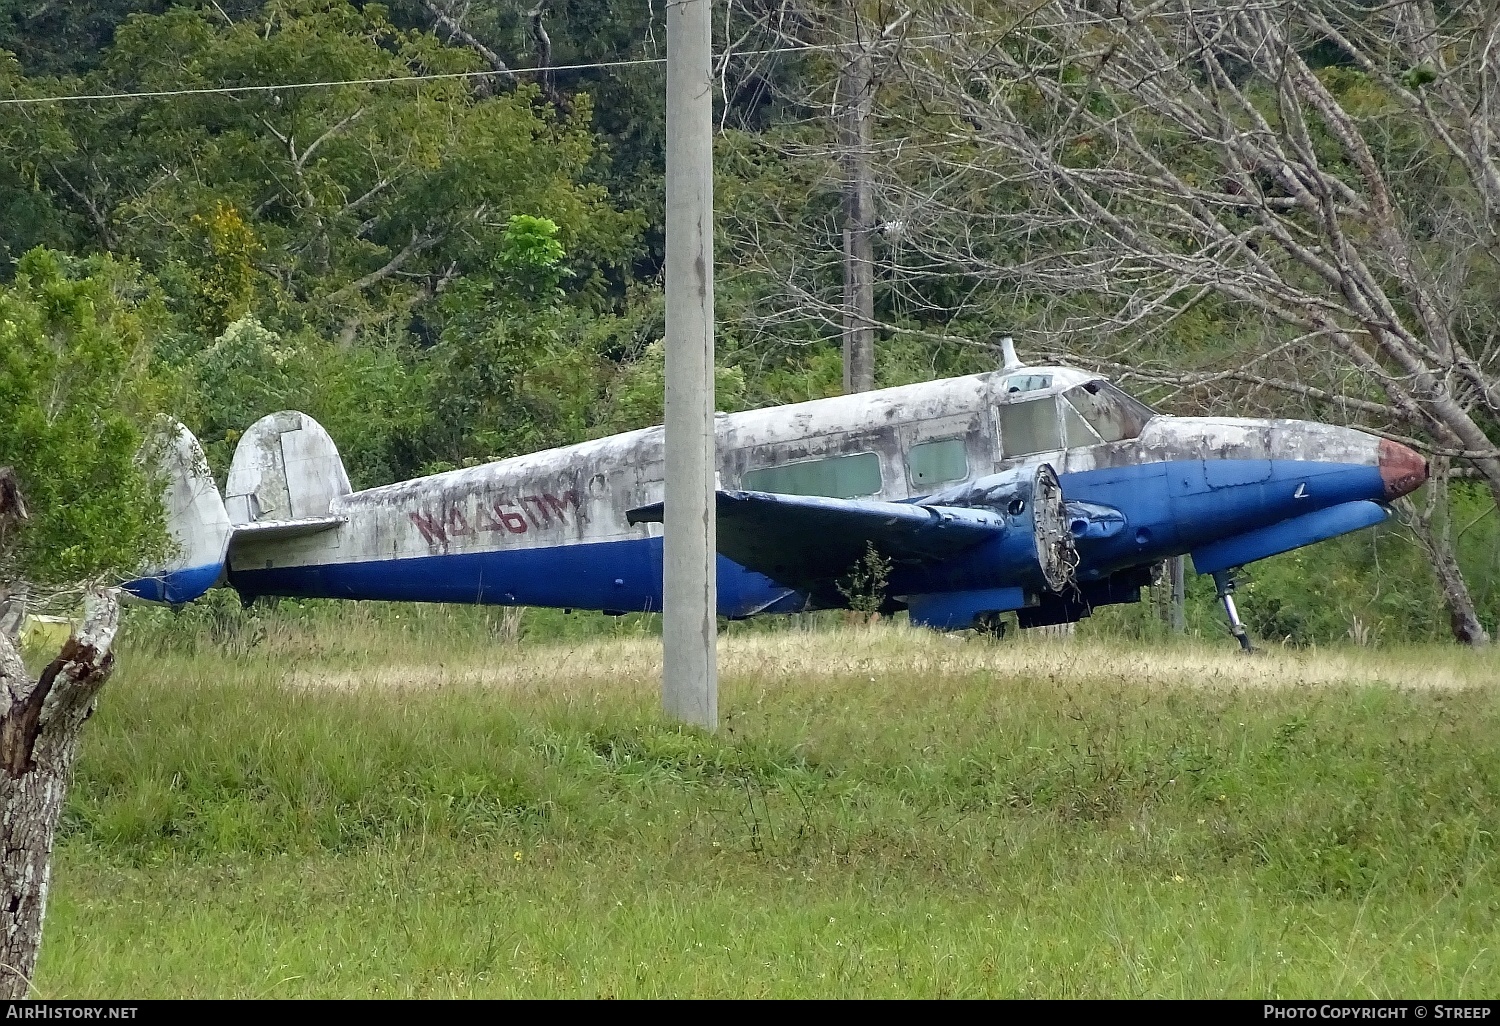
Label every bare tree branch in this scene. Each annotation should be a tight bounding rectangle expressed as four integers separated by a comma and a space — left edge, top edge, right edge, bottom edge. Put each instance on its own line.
323, 228, 444, 305
420, 0, 516, 83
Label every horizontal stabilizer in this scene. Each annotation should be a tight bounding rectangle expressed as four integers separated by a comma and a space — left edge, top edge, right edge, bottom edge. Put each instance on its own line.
628, 490, 1007, 596
229, 515, 346, 543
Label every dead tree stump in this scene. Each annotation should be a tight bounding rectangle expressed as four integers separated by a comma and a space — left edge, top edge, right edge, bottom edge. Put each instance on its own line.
0, 588, 120, 997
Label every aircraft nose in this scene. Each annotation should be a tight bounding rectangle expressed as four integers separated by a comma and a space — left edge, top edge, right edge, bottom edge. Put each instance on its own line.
1378, 439, 1428, 499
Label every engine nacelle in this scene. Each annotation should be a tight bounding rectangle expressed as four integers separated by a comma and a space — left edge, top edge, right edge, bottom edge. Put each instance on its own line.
897, 464, 1080, 626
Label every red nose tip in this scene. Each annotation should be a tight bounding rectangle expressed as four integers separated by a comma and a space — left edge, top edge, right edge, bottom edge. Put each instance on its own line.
1378, 439, 1428, 499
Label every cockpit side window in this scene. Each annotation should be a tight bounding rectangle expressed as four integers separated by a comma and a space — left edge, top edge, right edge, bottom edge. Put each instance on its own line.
1062, 401, 1102, 448
999, 398, 1062, 458
1062, 380, 1156, 442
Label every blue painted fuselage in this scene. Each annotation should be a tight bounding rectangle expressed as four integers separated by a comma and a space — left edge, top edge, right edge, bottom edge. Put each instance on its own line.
227, 456, 1389, 618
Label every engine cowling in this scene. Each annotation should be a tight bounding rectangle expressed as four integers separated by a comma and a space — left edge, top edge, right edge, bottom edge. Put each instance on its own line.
899, 464, 1079, 623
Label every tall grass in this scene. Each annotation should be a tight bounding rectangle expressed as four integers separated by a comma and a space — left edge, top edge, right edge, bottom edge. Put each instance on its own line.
34, 609, 1500, 997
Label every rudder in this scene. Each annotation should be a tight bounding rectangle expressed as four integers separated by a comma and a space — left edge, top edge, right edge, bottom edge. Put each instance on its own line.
123, 420, 231, 604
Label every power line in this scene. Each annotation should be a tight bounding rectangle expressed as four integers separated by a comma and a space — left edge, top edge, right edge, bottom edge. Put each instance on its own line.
0, 55, 663, 106
0, 36, 958, 106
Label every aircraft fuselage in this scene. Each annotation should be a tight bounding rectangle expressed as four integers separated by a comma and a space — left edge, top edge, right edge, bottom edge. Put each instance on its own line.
215, 366, 1425, 628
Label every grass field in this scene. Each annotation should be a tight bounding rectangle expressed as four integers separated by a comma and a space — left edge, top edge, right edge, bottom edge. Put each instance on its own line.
31, 607, 1500, 997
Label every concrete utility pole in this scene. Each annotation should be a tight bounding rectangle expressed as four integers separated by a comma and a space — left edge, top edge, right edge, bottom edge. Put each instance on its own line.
839, 1, 876, 394
662, 0, 717, 730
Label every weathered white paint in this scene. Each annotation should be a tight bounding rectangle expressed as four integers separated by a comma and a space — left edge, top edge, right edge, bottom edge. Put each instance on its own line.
139, 420, 232, 581
226, 412, 350, 526
222, 366, 1385, 579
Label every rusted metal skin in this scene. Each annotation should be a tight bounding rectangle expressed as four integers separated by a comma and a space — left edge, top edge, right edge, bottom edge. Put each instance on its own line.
190, 362, 1410, 629
1378, 438, 1429, 499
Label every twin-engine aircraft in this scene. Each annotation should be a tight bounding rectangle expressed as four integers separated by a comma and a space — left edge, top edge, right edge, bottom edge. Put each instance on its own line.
129, 341, 1428, 648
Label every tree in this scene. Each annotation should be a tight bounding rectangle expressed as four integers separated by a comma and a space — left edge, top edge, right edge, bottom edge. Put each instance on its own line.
841, 0, 1500, 641
711, 2, 1009, 397
888, 0, 1500, 494
1399, 458, 1491, 646
10, 2, 642, 339
2, 2, 651, 484
0, 249, 169, 996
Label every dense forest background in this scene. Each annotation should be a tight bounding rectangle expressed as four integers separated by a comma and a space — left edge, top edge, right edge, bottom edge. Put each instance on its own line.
2, 0, 1496, 646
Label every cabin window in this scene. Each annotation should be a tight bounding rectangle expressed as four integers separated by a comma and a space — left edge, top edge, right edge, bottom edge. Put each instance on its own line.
742, 451, 882, 498
907, 437, 969, 488
999, 398, 1062, 458
1062, 381, 1156, 442
1005, 373, 1053, 395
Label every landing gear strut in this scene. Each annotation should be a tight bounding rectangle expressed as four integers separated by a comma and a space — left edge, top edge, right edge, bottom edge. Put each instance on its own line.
1212, 570, 1254, 653
975, 612, 1008, 639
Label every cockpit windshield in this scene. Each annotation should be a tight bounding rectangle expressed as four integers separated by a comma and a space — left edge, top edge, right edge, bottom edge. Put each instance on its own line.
1061, 380, 1156, 442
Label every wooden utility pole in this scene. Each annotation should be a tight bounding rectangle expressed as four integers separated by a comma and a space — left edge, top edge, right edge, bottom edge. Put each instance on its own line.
839, 1, 875, 394
662, 0, 717, 729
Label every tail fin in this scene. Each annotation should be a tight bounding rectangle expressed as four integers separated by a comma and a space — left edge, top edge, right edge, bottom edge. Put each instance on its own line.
123, 420, 232, 604
225, 411, 351, 525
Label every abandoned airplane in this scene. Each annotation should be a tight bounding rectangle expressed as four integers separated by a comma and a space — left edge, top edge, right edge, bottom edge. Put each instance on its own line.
128, 340, 1428, 648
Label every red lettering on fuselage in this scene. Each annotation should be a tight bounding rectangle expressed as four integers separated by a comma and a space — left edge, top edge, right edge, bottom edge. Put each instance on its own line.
543, 490, 580, 521
494, 502, 529, 533
409, 509, 447, 546
410, 490, 582, 550
446, 505, 475, 537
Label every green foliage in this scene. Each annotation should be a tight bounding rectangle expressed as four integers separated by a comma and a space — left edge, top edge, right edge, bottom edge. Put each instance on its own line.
596, 337, 748, 433
836, 542, 892, 617
1401, 65, 1437, 90
0, 248, 169, 584
496, 214, 566, 299
182, 314, 426, 488
34, 621, 1500, 995
185, 315, 302, 475
13, 1, 643, 332
187, 201, 262, 335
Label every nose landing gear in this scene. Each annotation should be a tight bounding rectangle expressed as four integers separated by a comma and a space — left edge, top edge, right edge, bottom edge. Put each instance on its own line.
1212, 570, 1254, 653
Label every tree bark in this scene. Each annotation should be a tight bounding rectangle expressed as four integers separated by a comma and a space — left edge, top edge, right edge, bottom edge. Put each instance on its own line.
1153, 557, 1186, 634
526, 3, 567, 111
1401, 460, 1491, 648
0, 588, 120, 997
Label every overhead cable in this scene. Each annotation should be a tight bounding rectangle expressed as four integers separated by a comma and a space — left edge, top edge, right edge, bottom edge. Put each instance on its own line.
0, 35, 970, 106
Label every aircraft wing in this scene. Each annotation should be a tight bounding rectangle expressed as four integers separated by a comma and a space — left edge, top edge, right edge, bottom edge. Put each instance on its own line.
627, 490, 1007, 597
